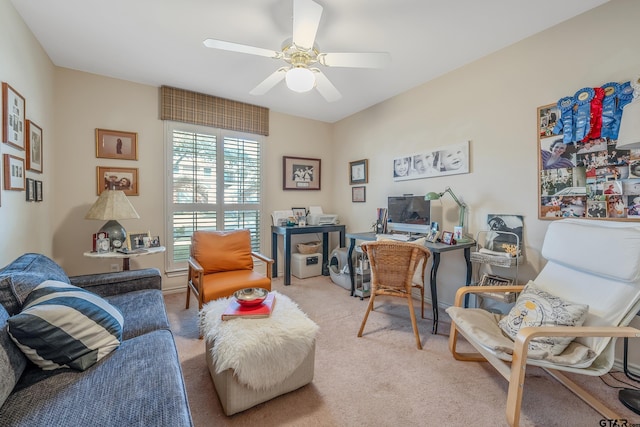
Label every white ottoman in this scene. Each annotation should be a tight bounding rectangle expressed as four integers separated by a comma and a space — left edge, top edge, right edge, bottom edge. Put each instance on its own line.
200, 292, 318, 416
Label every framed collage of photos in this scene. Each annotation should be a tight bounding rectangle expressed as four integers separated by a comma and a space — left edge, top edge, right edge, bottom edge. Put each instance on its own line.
538, 101, 640, 221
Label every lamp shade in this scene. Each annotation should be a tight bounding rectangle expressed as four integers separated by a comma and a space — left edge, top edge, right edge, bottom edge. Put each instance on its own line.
85, 190, 140, 221
617, 98, 640, 150
424, 192, 442, 201
285, 67, 315, 93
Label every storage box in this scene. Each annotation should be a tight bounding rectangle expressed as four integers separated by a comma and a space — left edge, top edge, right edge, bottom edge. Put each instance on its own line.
291, 252, 323, 279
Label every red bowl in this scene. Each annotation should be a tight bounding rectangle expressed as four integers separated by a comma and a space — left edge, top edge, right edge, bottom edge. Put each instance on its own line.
234, 288, 268, 307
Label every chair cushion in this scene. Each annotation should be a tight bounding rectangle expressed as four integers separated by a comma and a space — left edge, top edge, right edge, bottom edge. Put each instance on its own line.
7, 280, 123, 371
202, 270, 271, 302
498, 281, 589, 355
192, 229, 253, 274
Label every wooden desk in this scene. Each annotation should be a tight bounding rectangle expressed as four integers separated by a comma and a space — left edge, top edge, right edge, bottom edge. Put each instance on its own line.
83, 246, 166, 271
346, 232, 473, 334
271, 224, 346, 285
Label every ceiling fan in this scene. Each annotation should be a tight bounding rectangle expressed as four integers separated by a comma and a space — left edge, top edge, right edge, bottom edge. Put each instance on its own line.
203, 0, 391, 102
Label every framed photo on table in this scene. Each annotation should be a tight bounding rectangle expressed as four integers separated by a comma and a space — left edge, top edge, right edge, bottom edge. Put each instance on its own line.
283, 156, 321, 190
26, 120, 43, 173
2, 83, 26, 150
97, 166, 139, 196
349, 159, 368, 184
96, 128, 138, 160
441, 231, 455, 245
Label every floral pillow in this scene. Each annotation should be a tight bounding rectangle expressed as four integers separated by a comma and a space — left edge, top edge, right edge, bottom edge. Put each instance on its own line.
498, 281, 589, 355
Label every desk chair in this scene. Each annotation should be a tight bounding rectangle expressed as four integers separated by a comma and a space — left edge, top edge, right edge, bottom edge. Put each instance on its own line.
447, 219, 640, 426
185, 229, 273, 310
357, 240, 430, 349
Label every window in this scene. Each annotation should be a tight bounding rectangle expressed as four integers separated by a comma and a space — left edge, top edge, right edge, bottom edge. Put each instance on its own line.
165, 121, 263, 271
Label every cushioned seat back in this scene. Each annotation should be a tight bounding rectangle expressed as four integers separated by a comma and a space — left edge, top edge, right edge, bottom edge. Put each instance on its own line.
537, 219, 640, 354
191, 229, 253, 274
0, 302, 27, 408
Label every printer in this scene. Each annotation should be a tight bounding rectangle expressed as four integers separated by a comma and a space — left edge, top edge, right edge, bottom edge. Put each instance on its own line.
306, 206, 339, 225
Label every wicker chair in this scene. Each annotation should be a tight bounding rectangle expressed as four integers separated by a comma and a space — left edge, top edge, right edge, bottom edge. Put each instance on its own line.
357, 240, 431, 349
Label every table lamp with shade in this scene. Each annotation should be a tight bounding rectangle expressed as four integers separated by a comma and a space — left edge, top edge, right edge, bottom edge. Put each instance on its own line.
424, 187, 472, 244
85, 189, 140, 251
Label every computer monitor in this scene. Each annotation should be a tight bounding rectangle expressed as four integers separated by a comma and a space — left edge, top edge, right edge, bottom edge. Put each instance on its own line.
387, 196, 431, 234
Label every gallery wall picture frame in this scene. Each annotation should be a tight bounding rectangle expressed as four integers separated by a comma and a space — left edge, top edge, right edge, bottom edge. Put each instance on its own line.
26, 120, 43, 173
349, 159, 368, 184
3, 154, 25, 191
96, 128, 138, 160
26, 178, 35, 201
35, 180, 43, 201
97, 166, 139, 196
352, 186, 366, 202
2, 83, 26, 150
283, 156, 321, 190
393, 140, 470, 182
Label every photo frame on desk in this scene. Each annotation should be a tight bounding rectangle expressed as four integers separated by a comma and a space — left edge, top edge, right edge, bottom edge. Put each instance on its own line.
441, 231, 455, 245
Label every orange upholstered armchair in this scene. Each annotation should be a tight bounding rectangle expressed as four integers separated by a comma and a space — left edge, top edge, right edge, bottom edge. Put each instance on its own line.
185, 229, 273, 310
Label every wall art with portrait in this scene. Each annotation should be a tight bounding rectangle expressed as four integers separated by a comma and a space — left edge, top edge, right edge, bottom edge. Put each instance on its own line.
283, 156, 321, 190
393, 140, 469, 182
97, 166, 139, 196
538, 87, 640, 221
96, 128, 138, 160
26, 120, 43, 173
2, 83, 25, 150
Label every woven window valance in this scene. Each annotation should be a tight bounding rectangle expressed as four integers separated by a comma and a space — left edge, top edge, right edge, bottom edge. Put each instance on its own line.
160, 86, 269, 136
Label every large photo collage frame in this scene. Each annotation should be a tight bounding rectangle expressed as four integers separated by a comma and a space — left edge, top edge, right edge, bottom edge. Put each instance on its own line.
538, 102, 639, 220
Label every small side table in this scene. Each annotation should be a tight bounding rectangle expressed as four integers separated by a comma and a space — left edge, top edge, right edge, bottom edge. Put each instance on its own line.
83, 246, 166, 271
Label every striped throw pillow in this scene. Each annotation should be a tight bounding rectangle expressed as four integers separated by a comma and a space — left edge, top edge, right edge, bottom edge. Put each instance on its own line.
7, 280, 124, 371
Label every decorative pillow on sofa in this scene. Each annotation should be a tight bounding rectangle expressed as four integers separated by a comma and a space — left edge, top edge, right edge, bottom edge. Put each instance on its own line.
7, 280, 124, 371
0, 253, 71, 315
498, 281, 589, 355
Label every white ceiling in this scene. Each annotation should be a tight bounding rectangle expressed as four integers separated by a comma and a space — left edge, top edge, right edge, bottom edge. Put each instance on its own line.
11, 0, 608, 123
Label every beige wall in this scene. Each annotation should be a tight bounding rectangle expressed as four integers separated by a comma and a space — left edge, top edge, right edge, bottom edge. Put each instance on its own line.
3, 0, 640, 362
333, 0, 640, 307
0, 0, 55, 262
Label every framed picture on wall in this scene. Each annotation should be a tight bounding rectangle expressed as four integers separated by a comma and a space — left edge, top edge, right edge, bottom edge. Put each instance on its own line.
283, 156, 321, 190
35, 180, 43, 201
352, 186, 366, 202
96, 128, 138, 160
2, 83, 26, 150
349, 159, 368, 184
26, 120, 43, 173
3, 154, 25, 191
26, 178, 35, 201
97, 166, 139, 196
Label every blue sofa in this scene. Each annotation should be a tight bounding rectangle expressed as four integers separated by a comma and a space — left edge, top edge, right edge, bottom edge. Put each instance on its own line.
0, 253, 193, 426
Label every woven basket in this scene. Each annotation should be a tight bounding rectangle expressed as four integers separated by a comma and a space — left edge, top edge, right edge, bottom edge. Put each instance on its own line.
297, 242, 321, 254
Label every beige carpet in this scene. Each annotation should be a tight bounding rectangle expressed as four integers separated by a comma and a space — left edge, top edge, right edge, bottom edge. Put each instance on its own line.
165, 276, 640, 427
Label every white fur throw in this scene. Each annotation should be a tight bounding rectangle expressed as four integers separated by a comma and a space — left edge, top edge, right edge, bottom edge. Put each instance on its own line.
200, 292, 319, 391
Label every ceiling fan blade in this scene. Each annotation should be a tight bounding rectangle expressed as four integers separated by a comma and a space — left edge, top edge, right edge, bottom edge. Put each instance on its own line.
318, 52, 391, 68
203, 38, 280, 58
313, 70, 341, 102
292, 0, 323, 50
249, 68, 287, 95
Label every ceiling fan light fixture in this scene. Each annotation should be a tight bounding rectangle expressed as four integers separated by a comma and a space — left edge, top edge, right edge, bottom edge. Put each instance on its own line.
285, 67, 315, 93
